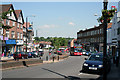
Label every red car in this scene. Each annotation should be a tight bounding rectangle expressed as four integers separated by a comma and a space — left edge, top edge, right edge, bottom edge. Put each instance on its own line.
13, 52, 28, 59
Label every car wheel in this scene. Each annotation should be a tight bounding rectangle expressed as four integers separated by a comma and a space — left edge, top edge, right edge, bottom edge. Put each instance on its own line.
26, 56, 28, 59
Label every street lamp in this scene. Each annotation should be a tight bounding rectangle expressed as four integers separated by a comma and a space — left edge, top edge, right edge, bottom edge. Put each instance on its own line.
103, 0, 108, 80
26, 15, 35, 54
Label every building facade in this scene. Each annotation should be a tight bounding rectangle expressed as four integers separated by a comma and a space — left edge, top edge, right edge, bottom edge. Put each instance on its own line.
23, 22, 34, 52
0, 4, 24, 56
77, 23, 112, 52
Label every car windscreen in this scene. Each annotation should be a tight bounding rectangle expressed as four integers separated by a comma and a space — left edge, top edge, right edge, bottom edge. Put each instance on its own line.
88, 54, 103, 61
74, 48, 82, 52
20, 52, 25, 54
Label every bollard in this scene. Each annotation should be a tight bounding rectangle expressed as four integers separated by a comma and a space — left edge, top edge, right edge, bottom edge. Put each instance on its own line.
57, 56, 59, 60
46, 56, 48, 61
53, 56, 55, 62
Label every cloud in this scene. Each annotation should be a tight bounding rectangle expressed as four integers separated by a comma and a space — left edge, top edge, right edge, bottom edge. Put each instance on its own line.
68, 22, 75, 26
38, 24, 58, 29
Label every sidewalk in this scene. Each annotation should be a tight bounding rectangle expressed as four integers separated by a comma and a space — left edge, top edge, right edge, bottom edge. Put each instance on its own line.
0, 56, 14, 61
107, 59, 120, 79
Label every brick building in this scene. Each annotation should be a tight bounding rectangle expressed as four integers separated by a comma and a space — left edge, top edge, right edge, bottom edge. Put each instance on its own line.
77, 23, 112, 52
0, 4, 24, 56
23, 22, 34, 52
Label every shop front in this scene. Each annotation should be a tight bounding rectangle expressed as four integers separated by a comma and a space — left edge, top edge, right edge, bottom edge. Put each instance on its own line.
5, 39, 16, 56
16, 40, 23, 52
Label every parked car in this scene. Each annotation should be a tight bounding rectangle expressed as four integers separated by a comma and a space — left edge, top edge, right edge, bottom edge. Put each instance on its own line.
13, 52, 28, 59
85, 51, 91, 56
32, 51, 39, 57
89, 51, 97, 55
57, 49, 62, 55
27, 52, 37, 58
82, 53, 111, 74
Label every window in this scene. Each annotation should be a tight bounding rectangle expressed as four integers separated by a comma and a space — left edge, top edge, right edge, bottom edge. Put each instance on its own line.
11, 31, 15, 38
6, 30, 9, 38
17, 32, 19, 39
13, 21, 15, 26
20, 24, 22, 29
20, 33, 22, 39
17, 23, 19, 28
6, 20, 9, 25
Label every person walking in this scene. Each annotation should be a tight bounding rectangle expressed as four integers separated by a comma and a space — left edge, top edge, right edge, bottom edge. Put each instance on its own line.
116, 50, 119, 67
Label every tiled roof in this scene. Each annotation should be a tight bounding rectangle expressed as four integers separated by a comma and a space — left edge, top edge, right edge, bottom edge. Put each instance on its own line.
0, 4, 12, 13
39, 41, 52, 45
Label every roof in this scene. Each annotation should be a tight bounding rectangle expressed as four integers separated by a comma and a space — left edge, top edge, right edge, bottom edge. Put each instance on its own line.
0, 4, 17, 20
0, 4, 12, 13
15, 10, 24, 24
39, 41, 52, 45
77, 23, 112, 33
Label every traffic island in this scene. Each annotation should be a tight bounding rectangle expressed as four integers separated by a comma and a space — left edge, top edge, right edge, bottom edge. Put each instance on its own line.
1, 59, 43, 70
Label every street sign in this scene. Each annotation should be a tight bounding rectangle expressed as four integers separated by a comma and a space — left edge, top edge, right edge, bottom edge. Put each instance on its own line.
16, 40, 23, 45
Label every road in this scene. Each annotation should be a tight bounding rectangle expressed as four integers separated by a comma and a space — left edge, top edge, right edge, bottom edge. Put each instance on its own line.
2, 56, 101, 80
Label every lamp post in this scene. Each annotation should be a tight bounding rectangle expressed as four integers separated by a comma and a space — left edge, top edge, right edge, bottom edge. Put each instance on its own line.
103, 0, 108, 80
25, 15, 35, 54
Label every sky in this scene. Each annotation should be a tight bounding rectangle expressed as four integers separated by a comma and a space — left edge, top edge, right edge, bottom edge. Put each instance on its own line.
1, 2, 118, 38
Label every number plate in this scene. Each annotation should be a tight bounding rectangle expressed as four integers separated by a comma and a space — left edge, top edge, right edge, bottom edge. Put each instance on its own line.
89, 67, 97, 70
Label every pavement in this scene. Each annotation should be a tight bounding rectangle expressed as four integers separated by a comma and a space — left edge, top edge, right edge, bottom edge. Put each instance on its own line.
107, 59, 120, 80
2, 56, 101, 80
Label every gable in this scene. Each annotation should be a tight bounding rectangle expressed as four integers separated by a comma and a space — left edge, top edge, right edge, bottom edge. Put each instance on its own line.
7, 7, 17, 21
18, 11, 24, 24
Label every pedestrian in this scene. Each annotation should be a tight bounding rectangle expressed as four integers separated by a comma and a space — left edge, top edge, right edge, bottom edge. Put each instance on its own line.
116, 51, 119, 67
53, 56, 55, 62
8, 50, 11, 58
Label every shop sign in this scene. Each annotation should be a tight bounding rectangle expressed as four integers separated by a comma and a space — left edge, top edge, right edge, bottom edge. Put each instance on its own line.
16, 40, 23, 45
6, 40, 16, 44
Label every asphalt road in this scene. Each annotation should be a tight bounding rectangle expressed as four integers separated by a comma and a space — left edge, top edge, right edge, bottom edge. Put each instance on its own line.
2, 56, 101, 80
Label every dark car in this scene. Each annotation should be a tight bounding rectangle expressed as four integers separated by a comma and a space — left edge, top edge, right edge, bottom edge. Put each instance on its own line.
13, 52, 28, 59
39, 51, 44, 56
82, 53, 111, 74
27, 52, 37, 58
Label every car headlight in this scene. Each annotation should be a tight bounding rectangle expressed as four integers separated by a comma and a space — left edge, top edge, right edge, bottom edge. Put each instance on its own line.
83, 63, 88, 66
99, 65, 103, 67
